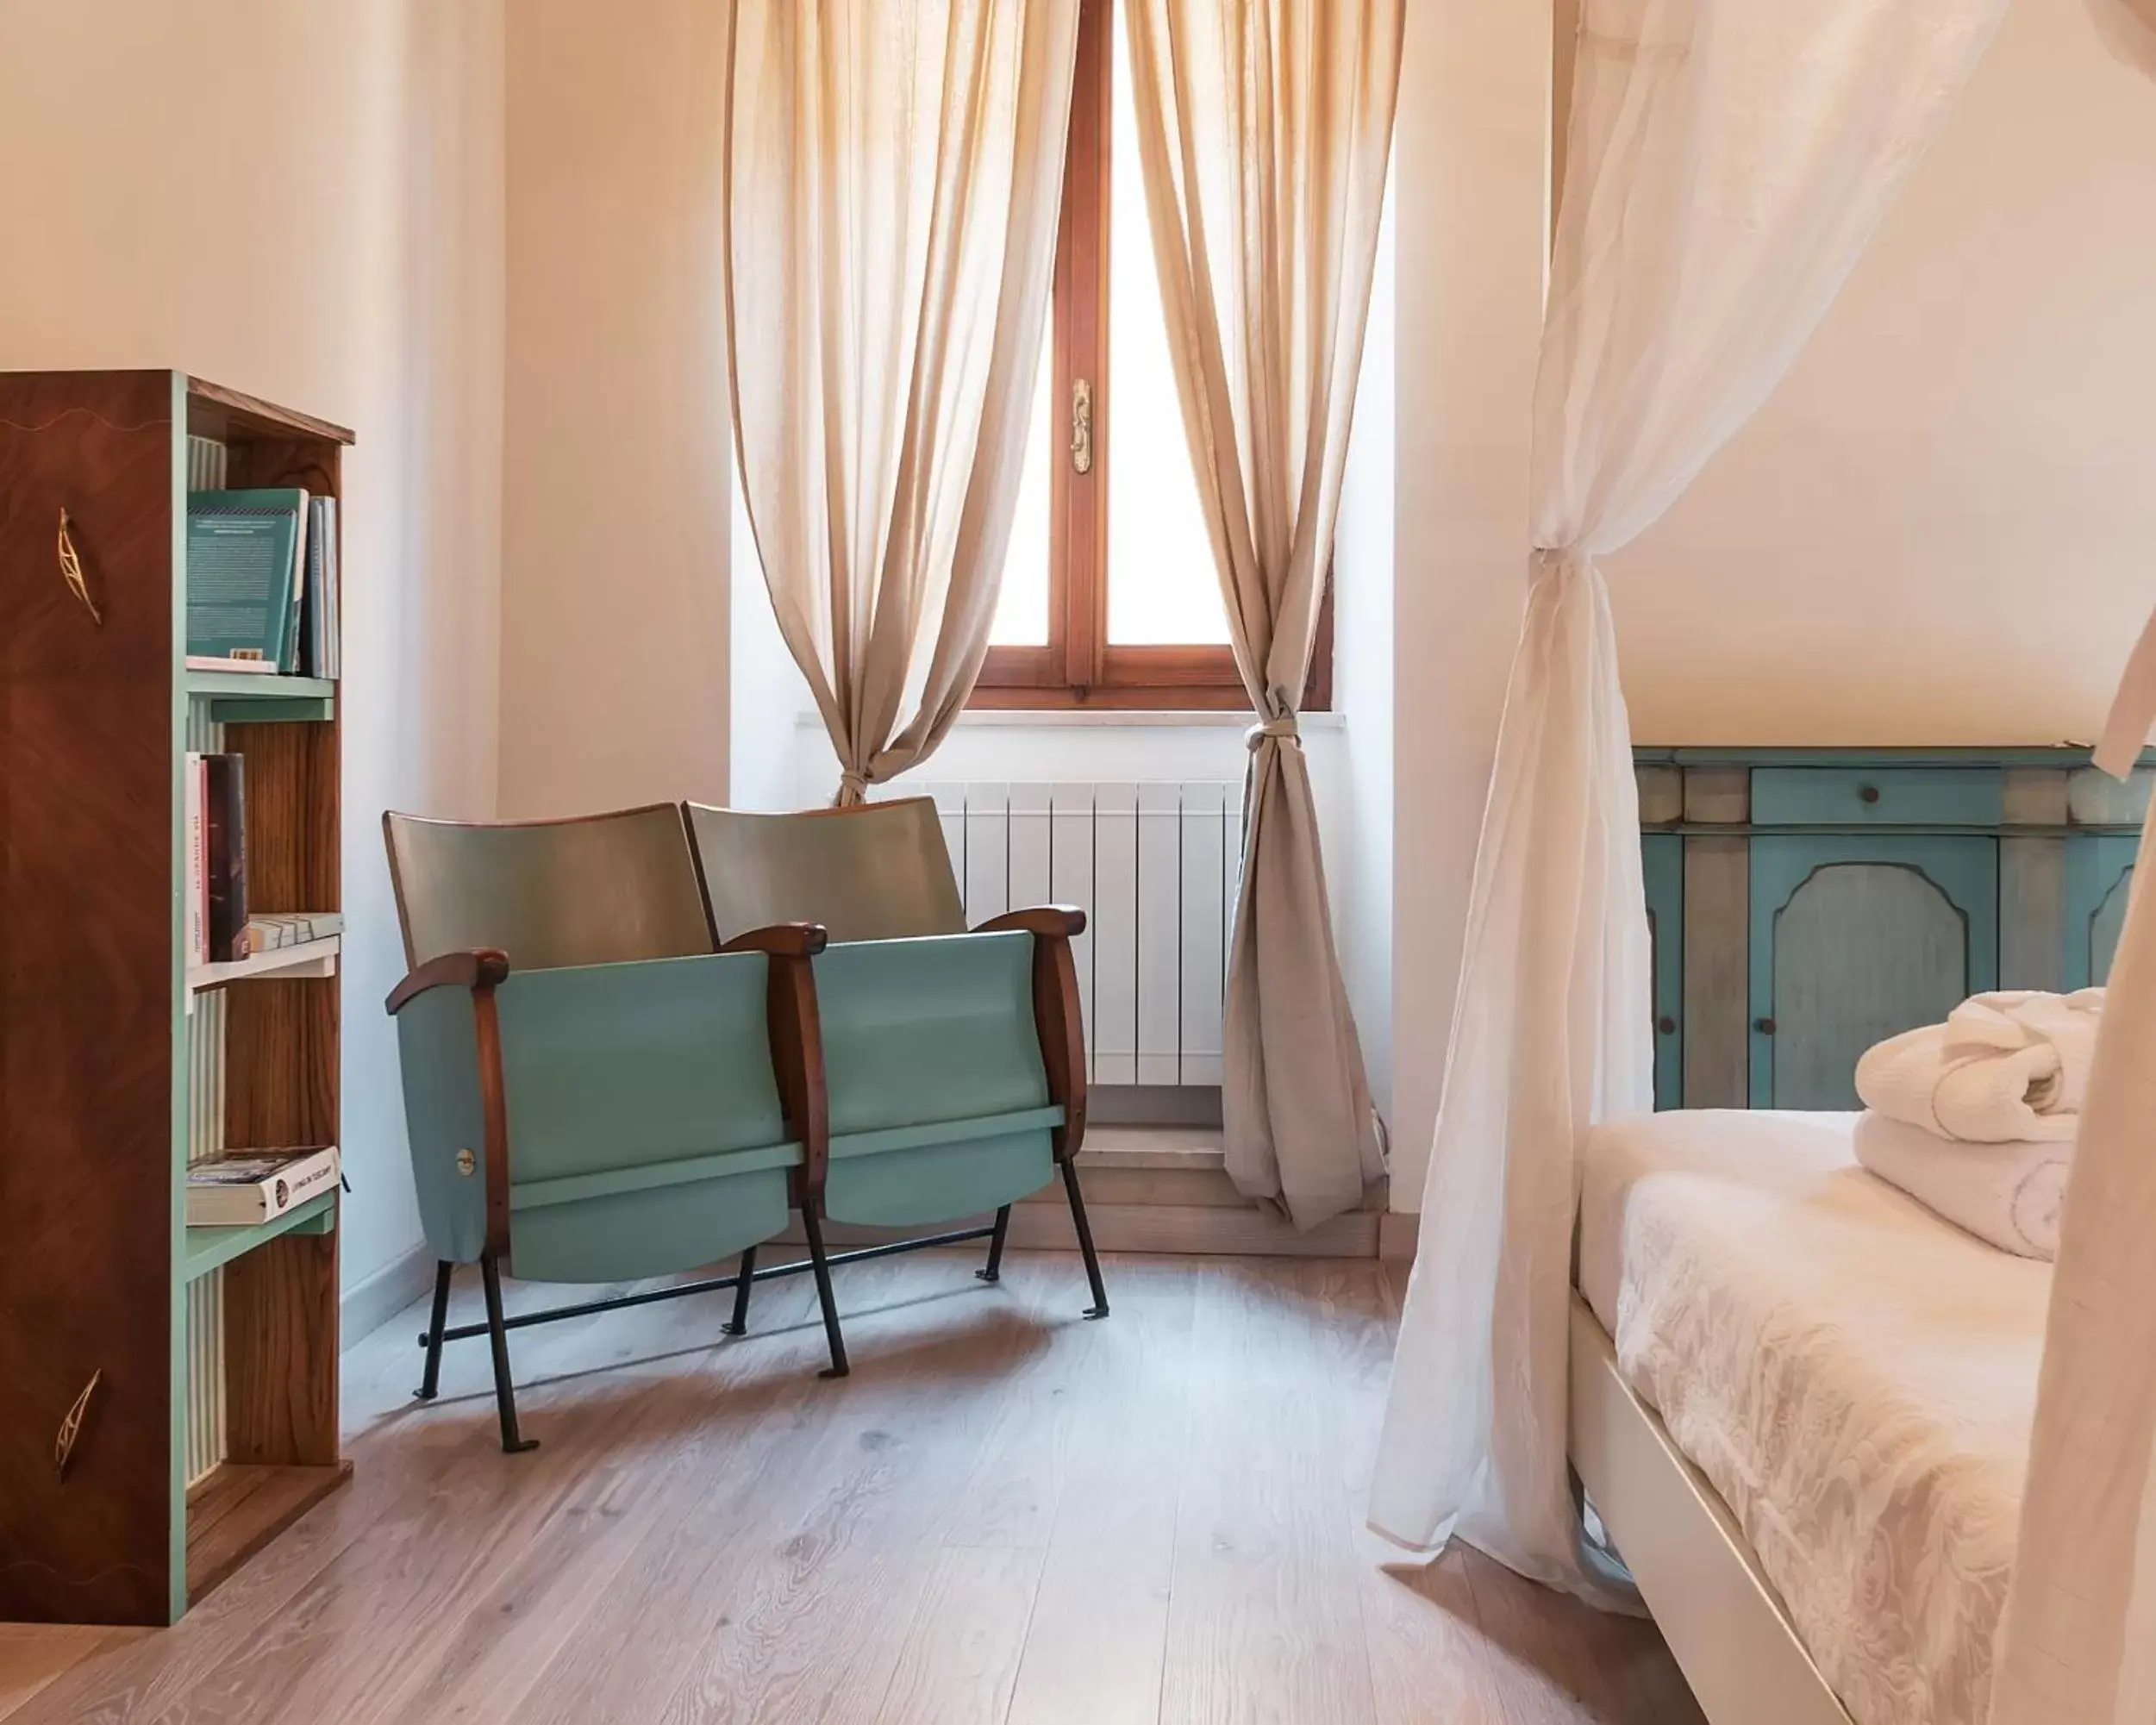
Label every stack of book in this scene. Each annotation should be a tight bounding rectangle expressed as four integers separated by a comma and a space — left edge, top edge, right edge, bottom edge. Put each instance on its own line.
184, 488, 340, 677
244, 911, 343, 952
185, 1146, 341, 1227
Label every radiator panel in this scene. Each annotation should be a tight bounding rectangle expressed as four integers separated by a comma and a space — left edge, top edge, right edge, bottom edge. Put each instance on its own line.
909, 780, 1242, 1086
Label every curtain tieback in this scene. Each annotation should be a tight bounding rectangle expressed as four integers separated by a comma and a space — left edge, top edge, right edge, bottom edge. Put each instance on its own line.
836, 766, 872, 804
1245, 713, 1301, 752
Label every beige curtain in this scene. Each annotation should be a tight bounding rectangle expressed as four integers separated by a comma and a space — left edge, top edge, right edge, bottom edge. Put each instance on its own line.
723, 1, 1079, 804
1123, 0, 1401, 1228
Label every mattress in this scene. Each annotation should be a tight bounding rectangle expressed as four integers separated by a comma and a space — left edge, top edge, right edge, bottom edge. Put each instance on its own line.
1578, 1111, 2051, 1725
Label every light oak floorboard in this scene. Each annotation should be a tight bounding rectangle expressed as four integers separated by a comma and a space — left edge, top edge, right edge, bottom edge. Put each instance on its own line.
4, 1253, 1704, 1725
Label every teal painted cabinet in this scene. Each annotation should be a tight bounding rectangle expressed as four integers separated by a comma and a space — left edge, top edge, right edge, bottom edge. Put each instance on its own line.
1642, 834, 1684, 1109
1637, 748, 2150, 1112
2066, 835, 2138, 989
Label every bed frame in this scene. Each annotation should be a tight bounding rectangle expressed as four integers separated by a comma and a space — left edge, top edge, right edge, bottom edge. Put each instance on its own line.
1567, 1296, 1856, 1725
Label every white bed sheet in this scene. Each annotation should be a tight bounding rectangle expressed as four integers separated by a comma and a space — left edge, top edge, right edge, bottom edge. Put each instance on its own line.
1578, 1110, 2051, 1725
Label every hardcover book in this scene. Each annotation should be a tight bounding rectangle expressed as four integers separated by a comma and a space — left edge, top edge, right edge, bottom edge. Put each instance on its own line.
203, 753, 248, 963
185, 1146, 341, 1228
186, 488, 308, 670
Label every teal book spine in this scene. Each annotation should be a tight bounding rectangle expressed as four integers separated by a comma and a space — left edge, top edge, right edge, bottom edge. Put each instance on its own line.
186, 488, 307, 666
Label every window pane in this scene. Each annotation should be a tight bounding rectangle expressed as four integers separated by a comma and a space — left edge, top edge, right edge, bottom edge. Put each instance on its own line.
1107, 10, 1229, 647
991, 330, 1055, 646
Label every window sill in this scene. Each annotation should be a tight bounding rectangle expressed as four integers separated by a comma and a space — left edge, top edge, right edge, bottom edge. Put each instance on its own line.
792, 709, 1346, 732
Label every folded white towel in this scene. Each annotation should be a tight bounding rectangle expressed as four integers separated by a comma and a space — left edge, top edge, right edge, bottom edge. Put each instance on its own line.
1853, 1111, 2069, 1259
1943, 989, 2104, 1113
1854, 989, 2104, 1142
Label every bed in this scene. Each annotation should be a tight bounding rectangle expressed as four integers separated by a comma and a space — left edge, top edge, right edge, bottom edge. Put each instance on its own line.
1569, 1110, 2052, 1725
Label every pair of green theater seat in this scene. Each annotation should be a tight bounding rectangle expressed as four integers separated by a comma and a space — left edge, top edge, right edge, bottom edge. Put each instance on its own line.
384, 798, 1108, 1453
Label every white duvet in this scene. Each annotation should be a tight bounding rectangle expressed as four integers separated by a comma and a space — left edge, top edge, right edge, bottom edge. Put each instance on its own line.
1578, 1111, 2052, 1725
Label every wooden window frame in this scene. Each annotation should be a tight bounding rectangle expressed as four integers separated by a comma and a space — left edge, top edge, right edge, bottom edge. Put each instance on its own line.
972, 0, 1333, 714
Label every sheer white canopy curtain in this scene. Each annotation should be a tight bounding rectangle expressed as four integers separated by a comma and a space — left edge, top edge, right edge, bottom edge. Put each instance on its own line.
1124, 0, 1402, 1229
1368, 0, 2007, 1603
722, 0, 1078, 805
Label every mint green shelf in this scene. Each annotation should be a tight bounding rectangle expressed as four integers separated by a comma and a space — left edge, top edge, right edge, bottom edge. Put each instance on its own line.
183, 1191, 336, 1283
184, 671, 335, 723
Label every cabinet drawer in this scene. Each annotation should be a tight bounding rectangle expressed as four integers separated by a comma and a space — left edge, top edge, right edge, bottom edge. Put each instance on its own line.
1751, 767, 2002, 828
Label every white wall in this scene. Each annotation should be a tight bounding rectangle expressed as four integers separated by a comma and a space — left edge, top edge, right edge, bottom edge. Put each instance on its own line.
0, 0, 507, 1291
1609, 0, 2156, 746
1388, 0, 1552, 1207
1387, 0, 2156, 1209
498, 0, 733, 818
1334, 185, 1399, 1123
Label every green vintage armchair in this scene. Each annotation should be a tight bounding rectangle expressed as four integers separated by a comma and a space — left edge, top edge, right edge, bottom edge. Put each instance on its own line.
383, 804, 849, 1452
683, 797, 1109, 1323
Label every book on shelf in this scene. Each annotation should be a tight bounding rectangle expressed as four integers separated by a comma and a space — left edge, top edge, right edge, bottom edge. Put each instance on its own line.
184, 753, 208, 967
302, 496, 340, 679
203, 753, 248, 963
186, 488, 308, 672
185, 1146, 341, 1228
243, 911, 342, 953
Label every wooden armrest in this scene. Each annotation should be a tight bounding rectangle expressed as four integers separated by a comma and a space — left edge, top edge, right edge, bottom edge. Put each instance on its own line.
385, 949, 510, 1016
972, 904, 1088, 940
720, 922, 830, 959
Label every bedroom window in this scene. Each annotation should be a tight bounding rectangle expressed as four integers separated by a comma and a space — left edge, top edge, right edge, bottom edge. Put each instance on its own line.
974, 0, 1334, 712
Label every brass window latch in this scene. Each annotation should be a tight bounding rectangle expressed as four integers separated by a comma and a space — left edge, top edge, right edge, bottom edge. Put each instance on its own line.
1071, 378, 1093, 475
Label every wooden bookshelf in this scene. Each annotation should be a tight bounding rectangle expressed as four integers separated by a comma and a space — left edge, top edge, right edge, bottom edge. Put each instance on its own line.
0, 370, 352, 1625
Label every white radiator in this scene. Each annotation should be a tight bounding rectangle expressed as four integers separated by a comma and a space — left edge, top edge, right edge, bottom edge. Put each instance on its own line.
907, 781, 1245, 1087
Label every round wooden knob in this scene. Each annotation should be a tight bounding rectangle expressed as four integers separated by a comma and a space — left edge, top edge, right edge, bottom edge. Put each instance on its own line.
1858, 784, 1881, 804
1755, 1016, 1777, 1035
1656, 1016, 1677, 1036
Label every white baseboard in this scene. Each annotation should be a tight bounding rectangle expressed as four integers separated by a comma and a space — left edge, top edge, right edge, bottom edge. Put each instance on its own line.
341, 1243, 437, 1350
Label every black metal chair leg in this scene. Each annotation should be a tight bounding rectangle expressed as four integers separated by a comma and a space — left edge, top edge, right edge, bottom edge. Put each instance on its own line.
976, 1205, 1012, 1284
414, 1259, 454, 1401
799, 1204, 851, 1379
1061, 1159, 1109, 1320
480, 1253, 540, 1453
723, 1245, 758, 1336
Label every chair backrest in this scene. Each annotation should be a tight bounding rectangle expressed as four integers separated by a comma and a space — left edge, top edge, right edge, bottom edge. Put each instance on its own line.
384, 803, 716, 970
684, 798, 967, 944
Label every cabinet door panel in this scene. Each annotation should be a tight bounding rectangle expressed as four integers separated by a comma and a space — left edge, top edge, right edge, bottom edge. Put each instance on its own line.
2065, 834, 2139, 988
1749, 837, 1997, 1109
1642, 835, 1683, 1109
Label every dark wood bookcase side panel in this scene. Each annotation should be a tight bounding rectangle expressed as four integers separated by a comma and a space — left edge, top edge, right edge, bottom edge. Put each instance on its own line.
0, 370, 182, 1623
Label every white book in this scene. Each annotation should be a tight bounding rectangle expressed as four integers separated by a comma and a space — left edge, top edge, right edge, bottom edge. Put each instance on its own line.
185, 1146, 341, 1228
185, 653, 281, 675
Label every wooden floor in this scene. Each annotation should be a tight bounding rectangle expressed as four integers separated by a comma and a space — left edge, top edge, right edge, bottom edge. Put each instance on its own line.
3, 1252, 1705, 1724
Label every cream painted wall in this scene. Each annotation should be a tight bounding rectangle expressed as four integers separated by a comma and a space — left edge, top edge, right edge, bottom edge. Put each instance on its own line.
498, 0, 733, 818
1610, 0, 2156, 745
1388, 0, 1551, 1207
1388, 0, 2156, 1209
0, 0, 506, 1291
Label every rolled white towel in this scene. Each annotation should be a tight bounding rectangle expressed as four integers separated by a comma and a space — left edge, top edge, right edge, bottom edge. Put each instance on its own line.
1854, 988, 2103, 1142
1852, 1111, 2070, 1260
